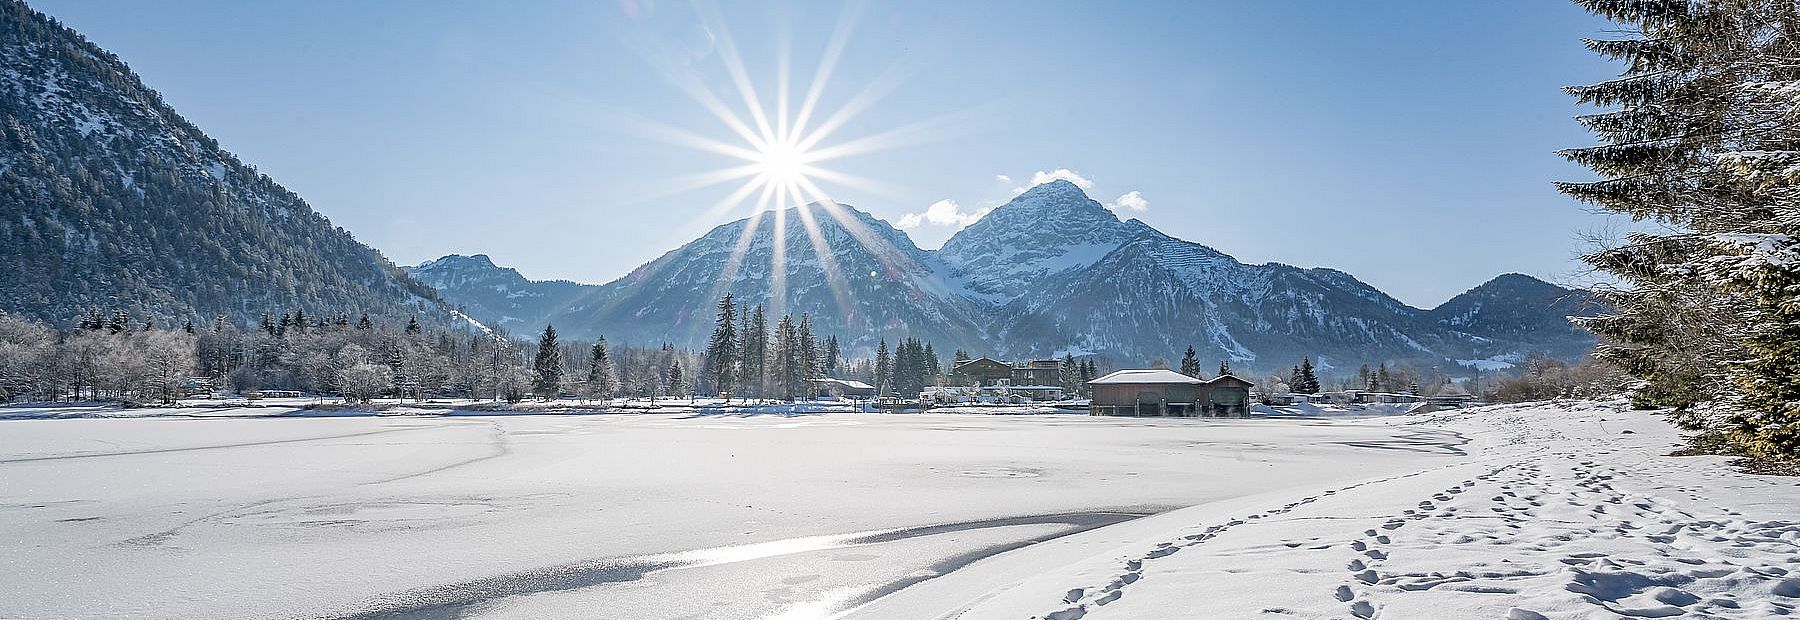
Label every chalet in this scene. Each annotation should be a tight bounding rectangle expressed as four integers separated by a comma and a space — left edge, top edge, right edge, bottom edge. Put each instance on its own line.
1088, 370, 1254, 417
950, 357, 1013, 386
809, 378, 876, 399
950, 357, 1065, 388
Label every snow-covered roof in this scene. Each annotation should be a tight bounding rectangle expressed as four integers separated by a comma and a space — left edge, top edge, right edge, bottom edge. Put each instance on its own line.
809, 378, 875, 390
1089, 369, 1204, 385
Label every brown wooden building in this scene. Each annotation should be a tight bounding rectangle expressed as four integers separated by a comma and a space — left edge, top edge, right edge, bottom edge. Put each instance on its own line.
950, 357, 1014, 386
1088, 370, 1254, 417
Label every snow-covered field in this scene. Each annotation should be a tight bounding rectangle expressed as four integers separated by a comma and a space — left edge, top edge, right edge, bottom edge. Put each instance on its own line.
0, 402, 1794, 619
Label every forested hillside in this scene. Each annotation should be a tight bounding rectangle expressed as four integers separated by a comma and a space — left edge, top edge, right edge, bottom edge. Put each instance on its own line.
0, 0, 449, 327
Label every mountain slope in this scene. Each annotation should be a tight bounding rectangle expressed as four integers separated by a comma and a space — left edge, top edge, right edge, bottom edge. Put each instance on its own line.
0, 0, 448, 326
1425, 273, 1602, 367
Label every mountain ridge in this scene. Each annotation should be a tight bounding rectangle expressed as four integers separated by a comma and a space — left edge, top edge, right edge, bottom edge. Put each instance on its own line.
411, 183, 1598, 375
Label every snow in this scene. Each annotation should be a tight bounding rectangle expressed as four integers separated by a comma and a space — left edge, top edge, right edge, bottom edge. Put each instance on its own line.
1, 401, 1793, 619
1457, 353, 1522, 371
927, 401, 1800, 620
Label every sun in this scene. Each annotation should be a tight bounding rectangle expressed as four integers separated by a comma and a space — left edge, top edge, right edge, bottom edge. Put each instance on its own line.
753, 138, 811, 190
618, 2, 967, 319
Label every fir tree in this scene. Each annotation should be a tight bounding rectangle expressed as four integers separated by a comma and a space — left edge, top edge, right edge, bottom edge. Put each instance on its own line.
1218, 360, 1231, 377
1560, 0, 1800, 458
531, 324, 563, 399
704, 295, 739, 398
405, 315, 421, 334
355, 314, 373, 330
741, 305, 768, 398
1179, 345, 1201, 378
875, 339, 891, 397
666, 360, 685, 397
798, 314, 818, 383
1294, 356, 1320, 394
586, 336, 615, 401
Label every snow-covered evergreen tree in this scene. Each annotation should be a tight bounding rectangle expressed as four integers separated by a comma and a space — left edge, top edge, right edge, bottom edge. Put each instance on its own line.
1562, 0, 1800, 457
586, 336, 615, 402
531, 324, 563, 399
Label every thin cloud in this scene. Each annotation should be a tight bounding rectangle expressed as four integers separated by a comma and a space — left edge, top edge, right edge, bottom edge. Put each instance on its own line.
1107, 190, 1148, 212
1028, 168, 1093, 189
896, 199, 992, 230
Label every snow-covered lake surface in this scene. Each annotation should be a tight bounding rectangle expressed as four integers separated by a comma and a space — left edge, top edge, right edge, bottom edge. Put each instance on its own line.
1, 402, 1794, 619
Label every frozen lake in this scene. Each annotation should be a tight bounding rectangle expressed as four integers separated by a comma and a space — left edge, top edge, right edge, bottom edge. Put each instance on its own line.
0, 411, 1462, 619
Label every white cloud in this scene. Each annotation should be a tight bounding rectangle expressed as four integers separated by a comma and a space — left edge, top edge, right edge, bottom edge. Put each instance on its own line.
1107, 190, 1149, 212
994, 174, 1013, 185
1028, 168, 1094, 189
896, 199, 991, 231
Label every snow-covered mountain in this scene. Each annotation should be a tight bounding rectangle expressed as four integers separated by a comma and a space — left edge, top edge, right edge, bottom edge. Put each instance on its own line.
937, 180, 1155, 303
415, 204, 991, 353
407, 254, 596, 335
0, 0, 452, 327
418, 181, 1597, 374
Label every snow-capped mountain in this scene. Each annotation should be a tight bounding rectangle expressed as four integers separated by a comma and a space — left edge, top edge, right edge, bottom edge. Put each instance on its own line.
417, 204, 991, 354
937, 180, 1154, 303
418, 181, 1596, 375
0, 0, 451, 327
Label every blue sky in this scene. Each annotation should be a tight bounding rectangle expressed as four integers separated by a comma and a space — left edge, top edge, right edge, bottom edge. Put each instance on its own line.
32, 0, 1621, 307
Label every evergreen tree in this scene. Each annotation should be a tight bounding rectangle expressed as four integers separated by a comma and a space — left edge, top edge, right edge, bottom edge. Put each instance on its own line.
666, 360, 685, 397
741, 305, 768, 398
1179, 345, 1201, 378
1218, 360, 1231, 377
1560, 0, 1800, 456
585, 336, 615, 401
1294, 356, 1320, 394
923, 342, 940, 379
405, 316, 421, 334
703, 295, 739, 398
875, 339, 891, 397
531, 324, 563, 399
1060, 353, 1080, 393
798, 314, 818, 383
822, 335, 840, 378
771, 314, 803, 400
355, 314, 373, 330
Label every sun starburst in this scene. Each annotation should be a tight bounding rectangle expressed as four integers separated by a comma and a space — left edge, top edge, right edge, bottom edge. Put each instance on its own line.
614, 2, 962, 324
